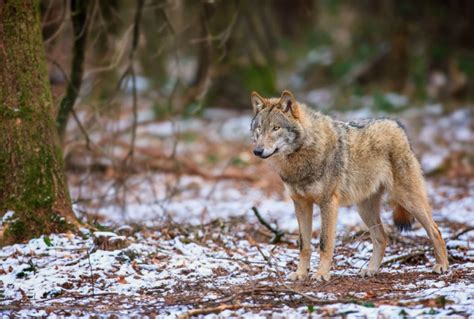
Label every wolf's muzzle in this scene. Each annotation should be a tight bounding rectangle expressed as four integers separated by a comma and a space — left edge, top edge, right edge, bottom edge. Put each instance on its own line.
253, 148, 264, 157
253, 147, 278, 158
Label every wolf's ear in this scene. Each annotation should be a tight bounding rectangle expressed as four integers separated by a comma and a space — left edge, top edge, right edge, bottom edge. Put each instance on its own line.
251, 91, 265, 114
280, 90, 300, 118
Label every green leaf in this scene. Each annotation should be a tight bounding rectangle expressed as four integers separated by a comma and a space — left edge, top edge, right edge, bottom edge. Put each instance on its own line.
16, 271, 27, 279
93, 222, 112, 232
428, 308, 438, 315
181, 132, 197, 143
230, 156, 248, 168
43, 235, 52, 247
399, 309, 409, 318
16, 260, 38, 278
307, 305, 314, 313
435, 295, 447, 308
206, 154, 219, 165
361, 301, 375, 308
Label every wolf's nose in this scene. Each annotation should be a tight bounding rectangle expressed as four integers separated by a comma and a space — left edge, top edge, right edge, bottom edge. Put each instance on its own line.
253, 148, 264, 157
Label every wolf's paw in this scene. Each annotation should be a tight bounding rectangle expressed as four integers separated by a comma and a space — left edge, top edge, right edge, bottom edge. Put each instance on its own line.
359, 268, 378, 278
311, 271, 331, 282
288, 271, 308, 281
432, 263, 449, 274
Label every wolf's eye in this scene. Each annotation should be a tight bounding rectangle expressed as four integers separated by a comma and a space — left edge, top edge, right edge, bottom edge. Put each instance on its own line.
273, 126, 280, 131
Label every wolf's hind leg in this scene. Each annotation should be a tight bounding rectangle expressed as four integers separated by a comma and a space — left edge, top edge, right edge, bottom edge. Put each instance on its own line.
288, 197, 313, 281
357, 189, 387, 277
395, 191, 449, 274
391, 152, 449, 273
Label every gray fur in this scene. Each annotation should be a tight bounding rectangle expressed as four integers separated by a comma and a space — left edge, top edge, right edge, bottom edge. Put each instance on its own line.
250, 91, 449, 282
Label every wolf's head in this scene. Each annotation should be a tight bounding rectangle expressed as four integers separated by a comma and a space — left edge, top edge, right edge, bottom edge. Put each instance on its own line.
250, 90, 305, 159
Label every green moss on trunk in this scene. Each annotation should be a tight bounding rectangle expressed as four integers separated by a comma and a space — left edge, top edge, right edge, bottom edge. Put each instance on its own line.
0, 0, 78, 245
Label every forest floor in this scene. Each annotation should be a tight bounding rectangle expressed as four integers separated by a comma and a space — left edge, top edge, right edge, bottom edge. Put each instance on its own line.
1, 104, 473, 317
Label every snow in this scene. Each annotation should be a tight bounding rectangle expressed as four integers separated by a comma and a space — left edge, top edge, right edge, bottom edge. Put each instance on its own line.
1, 106, 473, 317
305, 89, 335, 110
0, 210, 14, 226
93, 231, 121, 238
384, 92, 409, 108
422, 150, 450, 173
2, 173, 473, 317
69, 171, 473, 233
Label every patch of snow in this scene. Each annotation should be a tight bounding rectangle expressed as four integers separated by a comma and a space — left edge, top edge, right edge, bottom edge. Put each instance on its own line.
306, 89, 334, 109
1, 210, 14, 225
305, 47, 333, 66
218, 115, 253, 142
384, 93, 408, 108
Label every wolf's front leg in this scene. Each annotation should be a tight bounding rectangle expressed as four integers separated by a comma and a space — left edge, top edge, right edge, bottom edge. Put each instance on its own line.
288, 197, 313, 281
312, 195, 339, 282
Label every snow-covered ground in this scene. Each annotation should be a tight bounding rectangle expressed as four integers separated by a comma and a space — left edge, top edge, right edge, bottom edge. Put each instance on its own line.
2, 174, 473, 317
1, 187, 473, 317
1, 105, 473, 317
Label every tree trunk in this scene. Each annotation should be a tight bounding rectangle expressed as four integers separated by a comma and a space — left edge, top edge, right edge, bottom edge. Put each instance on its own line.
56, 0, 90, 140
0, 0, 78, 245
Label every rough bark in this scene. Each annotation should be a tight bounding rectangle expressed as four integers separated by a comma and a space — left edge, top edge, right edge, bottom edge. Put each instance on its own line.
0, 0, 78, 245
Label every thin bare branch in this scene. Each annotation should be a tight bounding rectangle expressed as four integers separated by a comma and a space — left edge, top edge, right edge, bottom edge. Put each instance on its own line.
56, 0, 91, 140
252, 206, 284, 244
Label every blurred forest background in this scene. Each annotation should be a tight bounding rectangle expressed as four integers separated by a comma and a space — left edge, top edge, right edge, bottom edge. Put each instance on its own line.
34, 0, 474, 228
1, 1, 473, 316
41, 0, 473, 207
44, 0, 474, 115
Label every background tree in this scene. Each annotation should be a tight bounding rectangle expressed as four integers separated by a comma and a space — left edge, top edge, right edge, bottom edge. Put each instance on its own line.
56, 0, 91, 140
0, 0, 78, 245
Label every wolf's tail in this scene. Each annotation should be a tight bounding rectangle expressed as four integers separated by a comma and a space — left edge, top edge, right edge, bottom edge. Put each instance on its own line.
393, 204, 414, 232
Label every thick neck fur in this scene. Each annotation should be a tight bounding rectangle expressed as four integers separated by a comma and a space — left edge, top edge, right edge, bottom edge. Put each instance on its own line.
268, 105, 340, 187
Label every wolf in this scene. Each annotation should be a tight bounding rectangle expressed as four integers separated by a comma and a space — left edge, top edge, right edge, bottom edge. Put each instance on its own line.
250, 90, 449, 281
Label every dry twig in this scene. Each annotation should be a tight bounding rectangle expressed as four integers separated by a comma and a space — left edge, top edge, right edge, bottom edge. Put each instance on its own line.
177, 304, 242, 319
381, 249, 426, 266
451, 226, 474, 240
251, 206, 284, 244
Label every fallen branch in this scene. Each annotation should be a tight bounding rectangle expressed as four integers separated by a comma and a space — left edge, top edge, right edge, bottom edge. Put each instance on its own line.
450, 226, 474, 240
177, 304, 241, 319
382, 231, 474, 267
65, 141, 256, 182
277, 285, 365, 306
112, 139, 256, 182
341, 229, 367, 244
212, 284, 365, 307
256, 228, 294, 245
381, 249, 426, 266
251, 206, 284, 244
